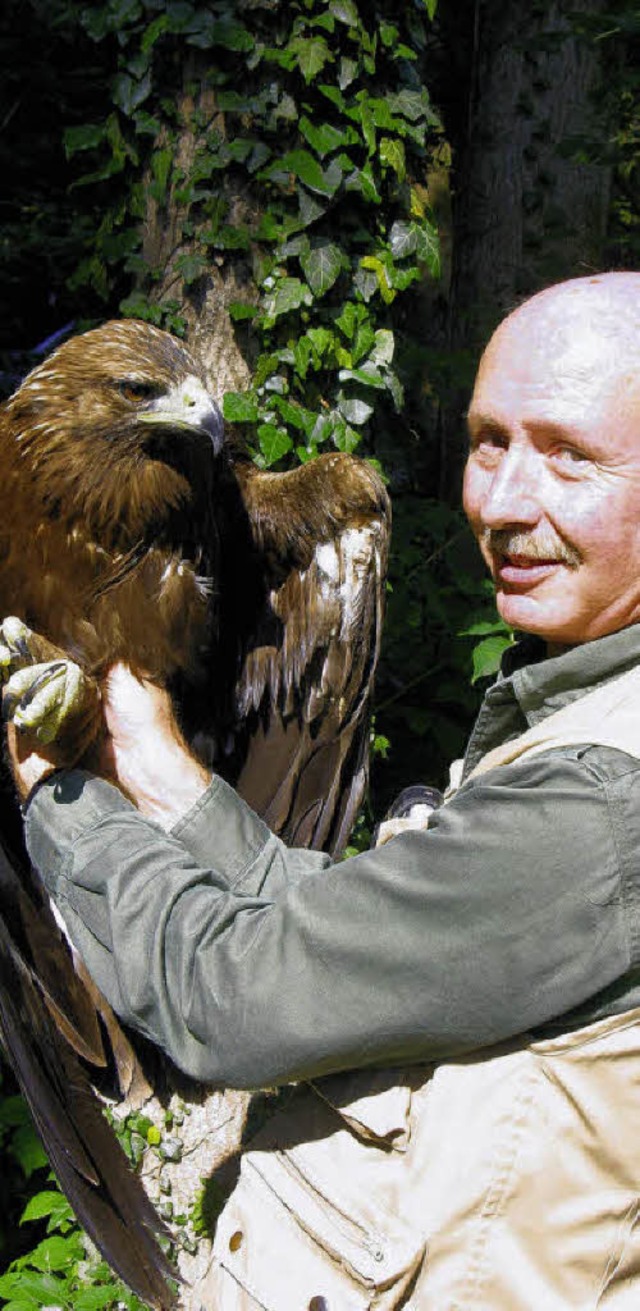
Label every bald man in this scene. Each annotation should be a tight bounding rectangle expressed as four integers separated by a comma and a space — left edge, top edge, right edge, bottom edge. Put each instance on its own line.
9, 273, 640, 1306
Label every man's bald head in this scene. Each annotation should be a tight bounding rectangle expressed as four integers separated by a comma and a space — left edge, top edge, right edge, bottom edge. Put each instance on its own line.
464, 271, 640, 647
478, 273, 640, 420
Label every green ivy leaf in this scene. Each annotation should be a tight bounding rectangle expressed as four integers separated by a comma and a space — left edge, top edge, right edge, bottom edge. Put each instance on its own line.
330, 0, 360, 24
0, 1271, 66, 1304
379, 136, 406, 181
175, 252, 207, 285
337, 392, 375, 424
141, 13, 169, 53
345, 162, 381, 203
298, 188, 327, 227
279, 150, 339, 197
471, 635, 513, 684
64, 123, 107, 156
338, 56, 359, 90
263, 276, 312, 320
112, 70, 152, 115
338, 364, 386, 388
258, 425, 293, 466
333, 421, 361, 453
300, 240, 343, 296
389, 219, 418, 259
287, 35, 332, 83
370, 328, 395, 365
353, 265, 379, 302
414, 218, 441, 276
20, 1191, 71, 1228
298, 116, 351, 158
10, 1124, 48, 1178
460, 619, 513, 637
388, 88, 432, 123
360, 255, 395, 303
75, 1286, 127, 1310
268, 396, 316, 432
223, 391, 259, 422
228, 301, 258, 321
27, 1232, 83, 1272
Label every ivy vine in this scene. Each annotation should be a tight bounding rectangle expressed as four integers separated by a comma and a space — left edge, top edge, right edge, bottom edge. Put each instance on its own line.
64, 0, 442, 467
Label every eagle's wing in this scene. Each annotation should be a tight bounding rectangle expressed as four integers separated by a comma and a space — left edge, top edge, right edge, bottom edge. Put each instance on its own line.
230, 452, 390, 856
0, 833, 177, 1310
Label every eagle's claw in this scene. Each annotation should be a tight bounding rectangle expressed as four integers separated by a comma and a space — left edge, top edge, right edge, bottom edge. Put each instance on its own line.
0, 616, 37, 680
3, 660, 91, 744
0, 618, 101, 758
0, 616, 73, 682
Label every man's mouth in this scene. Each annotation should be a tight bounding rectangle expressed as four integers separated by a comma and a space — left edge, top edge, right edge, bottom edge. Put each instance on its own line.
483, 530, 581, 587
495, 553, 565, 586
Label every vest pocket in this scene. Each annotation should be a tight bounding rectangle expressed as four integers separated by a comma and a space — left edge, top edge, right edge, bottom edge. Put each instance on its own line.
208, 1081, 426, 1311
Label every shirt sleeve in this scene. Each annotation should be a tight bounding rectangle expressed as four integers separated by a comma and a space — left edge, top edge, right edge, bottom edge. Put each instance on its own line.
24, 750, 635, 1089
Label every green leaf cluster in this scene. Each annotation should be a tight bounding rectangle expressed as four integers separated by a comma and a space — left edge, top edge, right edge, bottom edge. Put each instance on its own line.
59, 0, 442, 466
0, 1066, 148, 1309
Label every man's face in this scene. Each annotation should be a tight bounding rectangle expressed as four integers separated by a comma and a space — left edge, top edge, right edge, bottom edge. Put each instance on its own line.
463, 298, 640, 647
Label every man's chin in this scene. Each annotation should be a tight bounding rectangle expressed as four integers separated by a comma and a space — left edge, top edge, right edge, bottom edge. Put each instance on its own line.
495, 590, 576, 644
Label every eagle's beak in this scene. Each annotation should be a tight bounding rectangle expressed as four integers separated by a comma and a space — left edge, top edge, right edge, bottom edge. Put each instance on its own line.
138, 376, 224, 456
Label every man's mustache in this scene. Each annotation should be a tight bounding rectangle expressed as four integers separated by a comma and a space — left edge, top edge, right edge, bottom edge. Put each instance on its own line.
482, 529, 581, 568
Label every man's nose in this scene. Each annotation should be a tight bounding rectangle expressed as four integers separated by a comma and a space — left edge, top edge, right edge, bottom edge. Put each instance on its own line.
480, 447, 540, 528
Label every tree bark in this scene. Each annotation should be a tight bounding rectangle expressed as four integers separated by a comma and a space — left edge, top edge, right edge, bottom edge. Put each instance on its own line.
439, 0, 614, 498
139, 57, 260, 401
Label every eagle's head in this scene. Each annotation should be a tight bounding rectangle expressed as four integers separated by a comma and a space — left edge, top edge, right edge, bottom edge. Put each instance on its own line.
3, 320, 224, 548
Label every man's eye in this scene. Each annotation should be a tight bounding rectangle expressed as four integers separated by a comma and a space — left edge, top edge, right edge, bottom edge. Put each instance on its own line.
553, 445, 589, 465
470, 432, 507, 459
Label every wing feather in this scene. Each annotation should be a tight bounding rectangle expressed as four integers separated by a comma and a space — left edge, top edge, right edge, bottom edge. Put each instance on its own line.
0, 829, 177, 1309
231, 453, 390, 854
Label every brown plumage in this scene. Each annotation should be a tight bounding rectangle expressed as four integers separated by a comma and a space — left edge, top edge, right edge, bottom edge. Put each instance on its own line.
0, 319, 390, 1305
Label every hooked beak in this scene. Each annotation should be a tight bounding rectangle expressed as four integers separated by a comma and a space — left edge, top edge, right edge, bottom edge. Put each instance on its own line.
137, 375, 224, 456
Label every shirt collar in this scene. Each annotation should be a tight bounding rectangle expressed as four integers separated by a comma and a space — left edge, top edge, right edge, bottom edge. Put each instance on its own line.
463, 622, 640, 775
507, 623, 640, 726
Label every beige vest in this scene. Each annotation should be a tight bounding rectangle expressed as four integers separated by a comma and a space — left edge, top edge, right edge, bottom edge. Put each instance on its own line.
195, 665, 640, 1311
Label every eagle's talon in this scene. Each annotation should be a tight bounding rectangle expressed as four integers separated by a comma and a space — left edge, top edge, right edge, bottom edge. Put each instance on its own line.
0, 616, 35, 681
3, 658, 101, 754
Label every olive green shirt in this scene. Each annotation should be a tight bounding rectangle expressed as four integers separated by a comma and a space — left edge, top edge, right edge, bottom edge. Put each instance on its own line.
25, 625, 640, 1088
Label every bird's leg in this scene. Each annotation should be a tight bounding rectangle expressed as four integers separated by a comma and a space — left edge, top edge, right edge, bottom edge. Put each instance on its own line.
0, 617, 102, 761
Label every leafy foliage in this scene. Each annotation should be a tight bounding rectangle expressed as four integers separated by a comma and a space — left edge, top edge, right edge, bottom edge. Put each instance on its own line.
57, 0, 443, 469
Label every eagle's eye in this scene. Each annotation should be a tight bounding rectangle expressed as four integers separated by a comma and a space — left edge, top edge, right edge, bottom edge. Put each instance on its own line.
118, 380, 162, 403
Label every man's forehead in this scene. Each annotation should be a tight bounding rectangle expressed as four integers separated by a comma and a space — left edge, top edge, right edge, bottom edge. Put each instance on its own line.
471, 278, 640, 424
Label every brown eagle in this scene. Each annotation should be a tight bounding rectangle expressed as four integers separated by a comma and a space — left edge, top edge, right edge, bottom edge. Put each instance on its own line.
0, 320, 390, 1307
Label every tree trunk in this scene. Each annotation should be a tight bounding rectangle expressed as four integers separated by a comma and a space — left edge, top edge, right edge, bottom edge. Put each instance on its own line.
439, 0, 614, 498
139, 56, 260, 401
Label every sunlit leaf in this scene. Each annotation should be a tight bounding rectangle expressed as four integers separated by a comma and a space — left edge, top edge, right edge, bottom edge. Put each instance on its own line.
288, 35, 331, 82
337, 392, 375, 424
223, 391, 259, 422
379, 136, 406, 181
300, 240, 343, 295
258, 425, 293, 466
330, 0, 359, 25
264, 276, 312, 319
471, 635, 513, 683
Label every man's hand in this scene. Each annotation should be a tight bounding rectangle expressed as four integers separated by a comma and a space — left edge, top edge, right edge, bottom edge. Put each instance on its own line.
6, 661, 211, 828
89, 664, 211, 829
